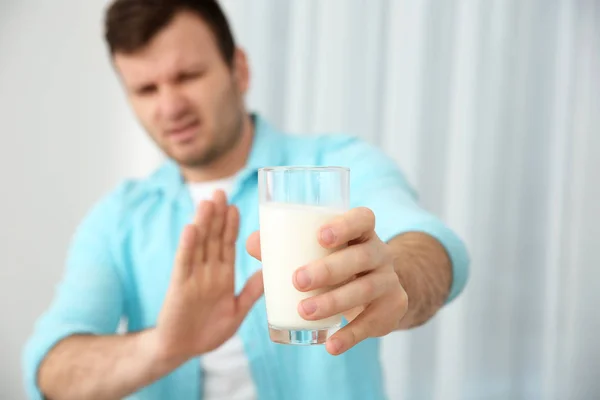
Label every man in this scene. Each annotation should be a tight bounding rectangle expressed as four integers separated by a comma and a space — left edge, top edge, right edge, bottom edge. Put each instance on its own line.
23, 0, 469, 399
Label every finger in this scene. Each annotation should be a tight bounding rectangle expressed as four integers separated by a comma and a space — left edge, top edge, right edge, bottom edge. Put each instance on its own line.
236, 269, 264, 319
192, 201, 213, 266
206, 190, 228, 262
325, 306, 374, 355
245, 231, 261, 261
172, 225, 197, 283
298, 271, 392, 321
318, 207, 376, 248
293, 241, 385, 291
221, 205, 240, 264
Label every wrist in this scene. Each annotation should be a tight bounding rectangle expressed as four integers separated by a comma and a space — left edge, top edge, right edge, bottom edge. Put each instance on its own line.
388, 232, 452, 329
139, 329, 187, 377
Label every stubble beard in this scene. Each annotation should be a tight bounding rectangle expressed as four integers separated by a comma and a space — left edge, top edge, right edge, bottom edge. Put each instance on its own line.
178, 107, 245, 169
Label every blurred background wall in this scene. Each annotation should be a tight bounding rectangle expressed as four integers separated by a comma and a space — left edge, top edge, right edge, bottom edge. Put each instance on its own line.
1, 0, 599, 399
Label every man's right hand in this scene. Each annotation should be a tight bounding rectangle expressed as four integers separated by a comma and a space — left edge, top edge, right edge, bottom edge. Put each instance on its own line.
153, 190, 264, 366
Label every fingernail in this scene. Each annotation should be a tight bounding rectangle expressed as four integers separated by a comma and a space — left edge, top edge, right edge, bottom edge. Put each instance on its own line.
295, 269, 311, 289
329, 338, 343, 354
321, 228, 336, 245
301, 300, 317, 316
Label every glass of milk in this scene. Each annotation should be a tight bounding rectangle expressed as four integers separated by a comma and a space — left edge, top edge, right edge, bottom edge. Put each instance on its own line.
258, 166, 350, 345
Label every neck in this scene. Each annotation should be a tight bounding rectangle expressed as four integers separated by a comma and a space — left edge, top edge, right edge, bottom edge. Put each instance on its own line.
180, 114, 254, 183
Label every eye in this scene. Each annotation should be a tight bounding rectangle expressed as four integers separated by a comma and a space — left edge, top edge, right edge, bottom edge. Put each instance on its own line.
135, 84, 157, 97
177, 70, 204, 83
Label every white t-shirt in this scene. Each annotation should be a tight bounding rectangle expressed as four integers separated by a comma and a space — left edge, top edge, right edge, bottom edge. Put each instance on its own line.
188, 177, 257, 400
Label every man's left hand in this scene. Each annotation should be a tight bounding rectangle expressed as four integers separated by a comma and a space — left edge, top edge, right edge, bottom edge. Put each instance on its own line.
247, 207, 408, 355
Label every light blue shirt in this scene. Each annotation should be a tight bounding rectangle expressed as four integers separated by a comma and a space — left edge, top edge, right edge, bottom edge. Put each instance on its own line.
23, 114, 469, 399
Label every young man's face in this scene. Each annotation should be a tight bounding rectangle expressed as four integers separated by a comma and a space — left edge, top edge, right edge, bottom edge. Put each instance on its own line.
114, 11, 249, 168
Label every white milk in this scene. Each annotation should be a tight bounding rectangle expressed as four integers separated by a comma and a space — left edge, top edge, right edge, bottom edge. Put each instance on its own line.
259, 202, 345, 330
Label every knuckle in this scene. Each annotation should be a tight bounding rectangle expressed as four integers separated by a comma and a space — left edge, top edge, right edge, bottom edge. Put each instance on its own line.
320, 259, 335, 283
383, 247, 395, 265
321, 293, 338, 315
353, 322, 369, 343
355, 245, 372, 267
358, 207, 376, 227
350, 327, 359, 346
223, 234, 235, 246
359, 279, 376, 299
400, 289, 409, 309
394, 289, 408, 312
379, 241, 392, 258
333, 215, 351, 240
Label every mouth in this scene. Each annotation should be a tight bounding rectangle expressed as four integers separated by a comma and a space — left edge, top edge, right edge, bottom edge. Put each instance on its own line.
166, 120, 200, 143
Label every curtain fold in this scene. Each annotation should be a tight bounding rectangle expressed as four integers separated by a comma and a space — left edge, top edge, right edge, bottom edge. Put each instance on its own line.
220, 1, 600, 398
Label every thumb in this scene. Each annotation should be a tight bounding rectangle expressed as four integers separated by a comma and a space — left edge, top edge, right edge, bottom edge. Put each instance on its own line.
236, 269, 264, 319
245, 231, 262, 261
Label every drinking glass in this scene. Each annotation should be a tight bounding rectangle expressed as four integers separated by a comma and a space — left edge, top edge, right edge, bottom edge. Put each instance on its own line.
258, 166, 350, 345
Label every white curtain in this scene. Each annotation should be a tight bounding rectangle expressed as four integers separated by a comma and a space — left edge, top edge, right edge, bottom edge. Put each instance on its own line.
215, 1, 599, 399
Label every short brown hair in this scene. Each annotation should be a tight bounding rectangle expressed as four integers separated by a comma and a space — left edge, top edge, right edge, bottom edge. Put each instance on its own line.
104, 0, 236, 65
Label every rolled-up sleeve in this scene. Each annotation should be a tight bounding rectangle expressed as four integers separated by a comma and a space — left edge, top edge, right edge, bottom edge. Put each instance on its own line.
321, 135, 470, 304
22, 193, 126, 399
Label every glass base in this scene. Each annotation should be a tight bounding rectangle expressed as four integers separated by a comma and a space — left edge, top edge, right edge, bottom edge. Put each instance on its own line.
268, 324, 339, 345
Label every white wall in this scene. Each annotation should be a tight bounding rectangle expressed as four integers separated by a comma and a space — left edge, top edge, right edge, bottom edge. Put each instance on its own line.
0, 1, 158, 398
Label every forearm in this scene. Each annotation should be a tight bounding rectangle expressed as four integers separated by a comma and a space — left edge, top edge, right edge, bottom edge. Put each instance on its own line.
389, 232, 452, 329
38, 329, 180, 400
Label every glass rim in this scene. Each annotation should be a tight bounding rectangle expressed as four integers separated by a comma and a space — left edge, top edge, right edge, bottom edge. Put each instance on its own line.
258, 166, 349, 173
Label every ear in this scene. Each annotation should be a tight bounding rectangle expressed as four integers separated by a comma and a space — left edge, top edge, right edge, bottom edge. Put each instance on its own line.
233, 47, 250, 95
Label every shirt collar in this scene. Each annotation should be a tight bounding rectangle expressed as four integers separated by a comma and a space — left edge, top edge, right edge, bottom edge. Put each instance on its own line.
146, 113, 285, 202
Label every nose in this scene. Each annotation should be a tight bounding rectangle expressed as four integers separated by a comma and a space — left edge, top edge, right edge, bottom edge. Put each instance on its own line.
157, 86, 189, 121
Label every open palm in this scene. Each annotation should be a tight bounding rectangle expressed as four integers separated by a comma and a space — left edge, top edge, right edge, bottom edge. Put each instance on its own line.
156, 190, 263, 362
